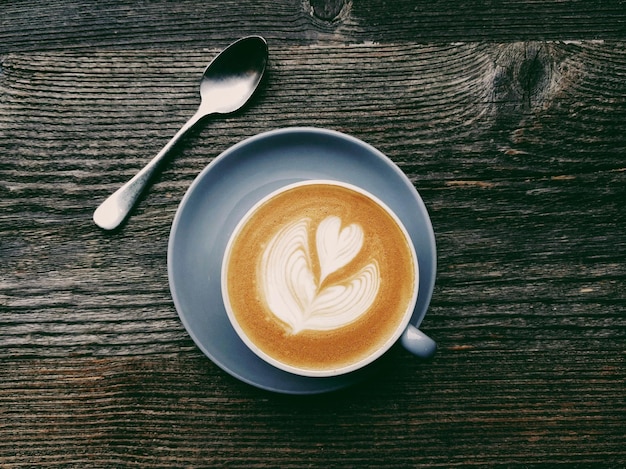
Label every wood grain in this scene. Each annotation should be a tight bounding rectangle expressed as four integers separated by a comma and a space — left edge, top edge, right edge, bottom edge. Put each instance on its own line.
1, 8, 626, 468
2, 0, 626, 54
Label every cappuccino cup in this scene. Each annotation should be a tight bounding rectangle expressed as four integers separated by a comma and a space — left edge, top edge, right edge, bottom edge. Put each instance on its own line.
222, 180, 431, 377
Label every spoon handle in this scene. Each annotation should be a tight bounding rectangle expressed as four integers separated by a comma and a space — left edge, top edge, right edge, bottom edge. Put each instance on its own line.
93, 109, 206, 230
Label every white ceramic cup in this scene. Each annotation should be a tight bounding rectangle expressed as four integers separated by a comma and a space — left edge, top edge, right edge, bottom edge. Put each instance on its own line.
222, 180, 435, 377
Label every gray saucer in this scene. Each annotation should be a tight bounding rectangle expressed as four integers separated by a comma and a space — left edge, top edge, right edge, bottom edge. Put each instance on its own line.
167, 127, 436, 394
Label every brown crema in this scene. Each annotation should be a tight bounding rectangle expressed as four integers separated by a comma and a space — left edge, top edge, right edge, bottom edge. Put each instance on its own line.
224, 182, 417, 374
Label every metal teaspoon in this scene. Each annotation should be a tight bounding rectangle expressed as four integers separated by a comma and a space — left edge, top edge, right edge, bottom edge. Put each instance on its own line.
93, 36, 269, 230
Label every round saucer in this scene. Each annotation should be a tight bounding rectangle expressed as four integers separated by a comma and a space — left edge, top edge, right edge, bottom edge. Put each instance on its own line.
167, 127, 436, 394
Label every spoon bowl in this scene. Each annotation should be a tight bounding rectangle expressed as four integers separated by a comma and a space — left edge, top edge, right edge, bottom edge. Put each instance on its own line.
93, 36, 268, 231
199, 37, 268, 114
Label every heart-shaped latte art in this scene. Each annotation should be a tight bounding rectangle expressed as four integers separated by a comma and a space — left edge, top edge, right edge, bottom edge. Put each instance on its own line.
260, 216, 380, 334
316, 216, 363, 283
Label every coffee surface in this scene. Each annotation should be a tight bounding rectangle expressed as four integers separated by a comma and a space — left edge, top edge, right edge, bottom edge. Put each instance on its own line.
223, 182, 417, 374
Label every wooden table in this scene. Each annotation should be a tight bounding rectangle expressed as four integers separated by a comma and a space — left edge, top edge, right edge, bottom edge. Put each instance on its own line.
2, 1, 625, 466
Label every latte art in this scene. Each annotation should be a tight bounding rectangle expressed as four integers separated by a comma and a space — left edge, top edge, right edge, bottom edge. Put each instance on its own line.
260, 215, 380, 334
222, 180, 418, 377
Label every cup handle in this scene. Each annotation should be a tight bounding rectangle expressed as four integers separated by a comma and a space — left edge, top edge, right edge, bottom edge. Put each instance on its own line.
401, 324, 437, 359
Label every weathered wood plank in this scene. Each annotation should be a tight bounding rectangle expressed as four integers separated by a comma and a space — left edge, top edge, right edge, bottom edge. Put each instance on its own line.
2, 0, 626, 54
0, 349, 623, 466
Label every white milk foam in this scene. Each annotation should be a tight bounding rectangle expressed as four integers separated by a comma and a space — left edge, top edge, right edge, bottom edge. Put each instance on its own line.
260, 215, 380, 334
